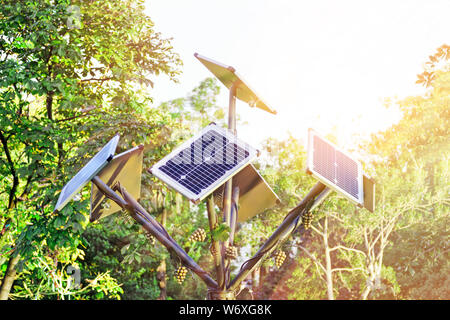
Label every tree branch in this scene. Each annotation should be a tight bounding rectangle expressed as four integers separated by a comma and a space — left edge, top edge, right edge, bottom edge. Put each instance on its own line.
328, 212, 345, 223
80, 77, 113, 82
0, 130, 18, 209
329, 245, 366, 257
331, 267, 366, 274
55, 106, 100, 123
299, 245, 326, 274
311, 224, 324, 237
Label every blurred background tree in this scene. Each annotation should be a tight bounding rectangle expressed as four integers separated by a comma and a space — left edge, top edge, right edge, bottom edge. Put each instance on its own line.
269, 44, 449, 300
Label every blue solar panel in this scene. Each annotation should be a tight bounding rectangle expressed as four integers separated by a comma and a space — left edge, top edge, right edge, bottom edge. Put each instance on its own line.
335, 150, 359, 199
151, 124, 257, 202
307, 129, 363, 205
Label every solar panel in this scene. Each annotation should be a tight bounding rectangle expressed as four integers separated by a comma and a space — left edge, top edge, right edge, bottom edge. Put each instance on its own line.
150, 124, 258, 203
307, 129, 364, 206
54, 135, 119, 212
194, 53, 277, 115
363, 173, 375, 213
90, 145, 144, 222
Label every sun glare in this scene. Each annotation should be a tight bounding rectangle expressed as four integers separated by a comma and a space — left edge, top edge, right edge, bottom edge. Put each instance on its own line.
145, 0, 443, 153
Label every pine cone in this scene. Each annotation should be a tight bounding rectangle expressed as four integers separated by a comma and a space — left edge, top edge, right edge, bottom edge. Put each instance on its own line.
225, 245, 238, 260
188, 228, 206, 242
145, 232, 156, 245
302, 211, 313, 229
174, 266, 188, 284
274, 250, 287, 268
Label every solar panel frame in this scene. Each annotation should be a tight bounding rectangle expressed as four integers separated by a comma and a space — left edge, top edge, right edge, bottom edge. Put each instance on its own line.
150, 124, 258, 203
212, 164, 280, 222
363, 173, 375, 213
307, 129, 364, 206
89, 145, 144, 222
54, 135, 119, 212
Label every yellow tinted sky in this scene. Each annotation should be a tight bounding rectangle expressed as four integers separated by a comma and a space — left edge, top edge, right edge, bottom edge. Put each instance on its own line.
144, 0, 449, 150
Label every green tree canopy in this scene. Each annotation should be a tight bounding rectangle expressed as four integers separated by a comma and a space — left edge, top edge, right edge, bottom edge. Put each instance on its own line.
0, 0, 181, 299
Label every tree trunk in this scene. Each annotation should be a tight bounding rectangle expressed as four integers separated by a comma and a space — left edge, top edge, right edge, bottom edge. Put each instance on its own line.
46, 92, 53, 120
361, 259, 379, 300
0, 131, 18, 210
0, 254, 21, 300
323, 216, 334, 300
324, 248, 334, 300
361, 274, 374, 300
0, 132, 20, 301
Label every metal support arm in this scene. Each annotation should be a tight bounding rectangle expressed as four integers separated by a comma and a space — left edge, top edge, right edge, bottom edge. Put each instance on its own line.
228, 182, 328, 291
207, 196, 225, 288
91, 176, 218, 290
224, 186, 240, 286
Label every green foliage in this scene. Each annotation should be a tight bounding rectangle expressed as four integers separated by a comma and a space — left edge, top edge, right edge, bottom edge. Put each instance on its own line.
159, 77, 222, 130
281, 44, 450, 300
0, 0, 181, 299
235, 135, 316, 260
383, 215, 449, 299
211, 223, 230, 242
287, 256, 327, 300
362, 44, 449, 300
81, 214, 161, 300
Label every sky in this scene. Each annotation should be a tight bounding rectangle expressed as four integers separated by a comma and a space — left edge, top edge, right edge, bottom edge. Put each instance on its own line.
143, 0, 449, 151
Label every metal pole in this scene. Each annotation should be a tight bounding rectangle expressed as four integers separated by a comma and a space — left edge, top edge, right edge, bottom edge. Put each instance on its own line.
224, 186, 240, 286
219, 81, 238, 289
91, 176, 218, 290
222, 82, 238, 227
228, 181, 327, 291
207, 196, 225, 288
228, 82, 237, 135
229, 186, 240, 245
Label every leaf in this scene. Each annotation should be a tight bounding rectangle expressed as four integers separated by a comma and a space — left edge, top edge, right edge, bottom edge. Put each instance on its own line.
120, 244, 130, 255
211, 223, 230, 242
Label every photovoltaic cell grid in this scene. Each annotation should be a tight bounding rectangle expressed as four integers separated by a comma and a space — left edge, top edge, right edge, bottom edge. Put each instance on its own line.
158, 129, 250, 196
313, 135, 359, 199
308, 130, 363, 205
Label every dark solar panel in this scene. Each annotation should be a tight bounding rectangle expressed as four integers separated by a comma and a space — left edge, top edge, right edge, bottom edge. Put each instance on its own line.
313, 135, 335, 183
309, 130, 363, 204
335, 150, 359, 199
151, 125, 257, 202
159, 129, 249, 195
